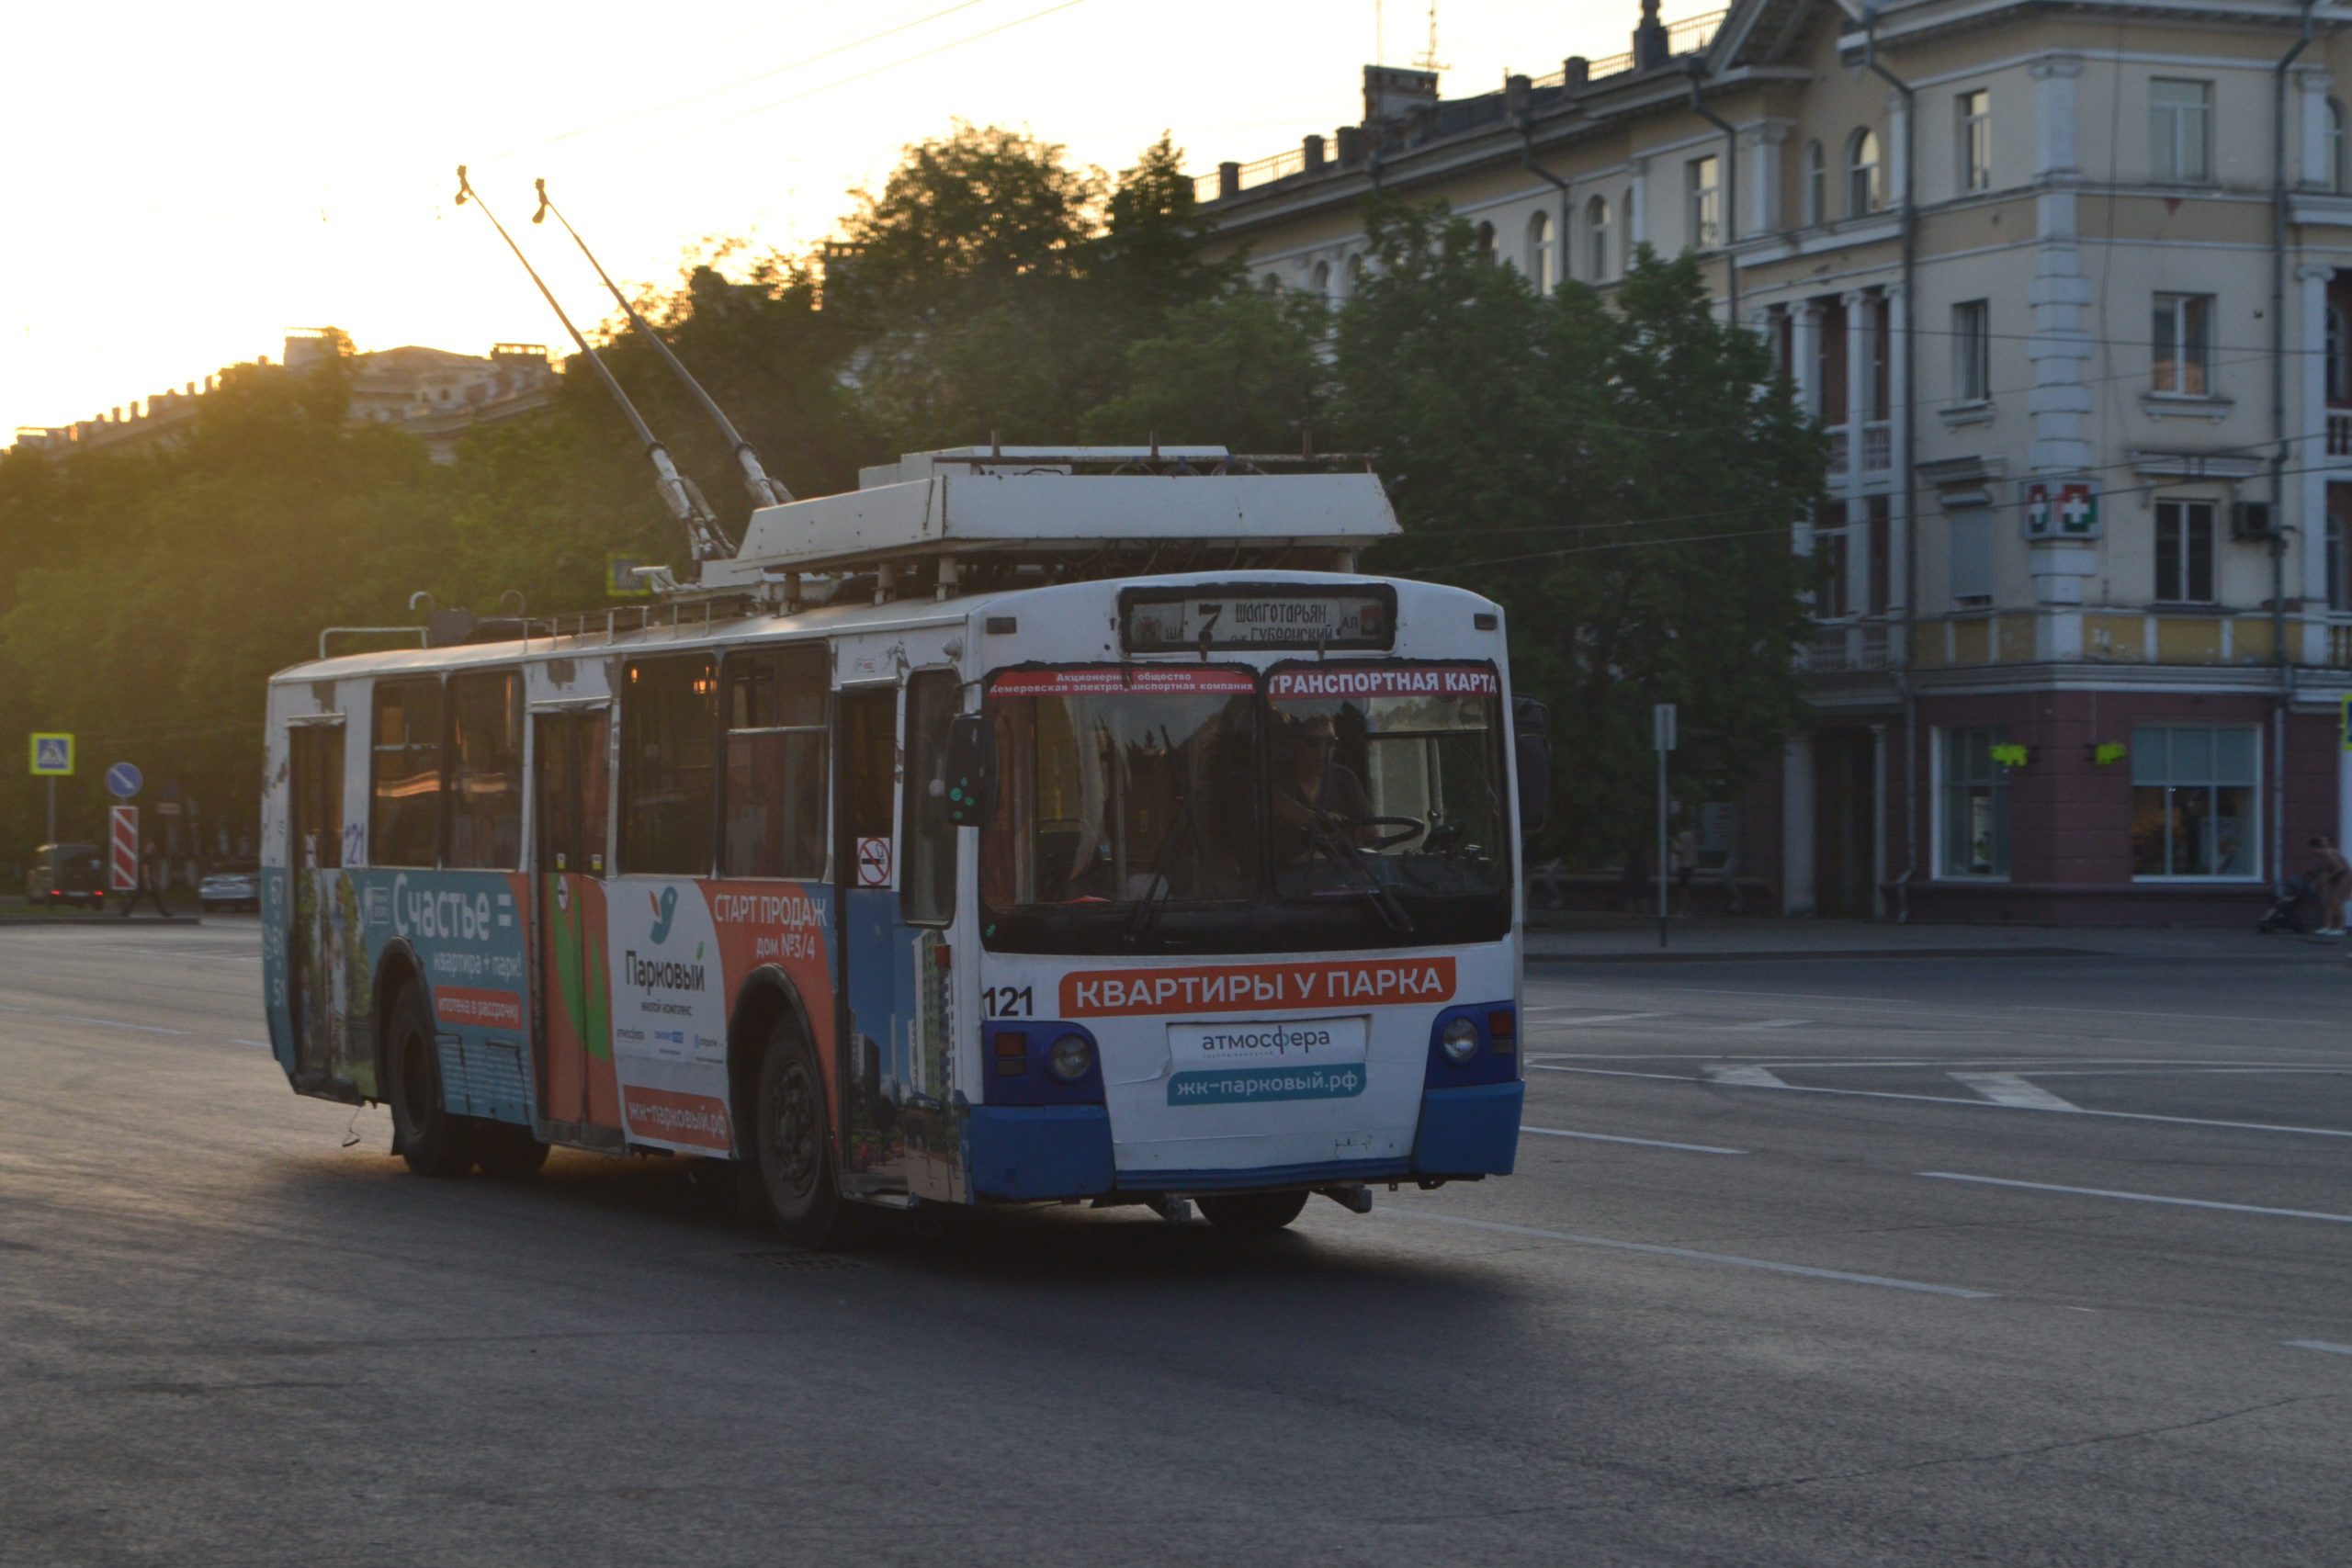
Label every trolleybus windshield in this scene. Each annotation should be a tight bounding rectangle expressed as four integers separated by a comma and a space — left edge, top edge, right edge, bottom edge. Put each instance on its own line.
980, 662, 1510, 955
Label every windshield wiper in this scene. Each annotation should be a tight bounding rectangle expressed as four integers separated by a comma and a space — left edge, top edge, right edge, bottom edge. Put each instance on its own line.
1303, 816, 1414, 936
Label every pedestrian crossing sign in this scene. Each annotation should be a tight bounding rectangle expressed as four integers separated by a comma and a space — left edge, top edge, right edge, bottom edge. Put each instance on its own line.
28, 732, 73, 776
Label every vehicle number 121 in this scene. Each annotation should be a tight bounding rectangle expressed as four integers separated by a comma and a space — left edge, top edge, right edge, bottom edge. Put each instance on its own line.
981, 985, 1034, 1018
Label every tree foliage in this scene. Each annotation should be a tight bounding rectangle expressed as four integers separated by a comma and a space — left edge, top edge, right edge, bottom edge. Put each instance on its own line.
0, 130, 1819, 878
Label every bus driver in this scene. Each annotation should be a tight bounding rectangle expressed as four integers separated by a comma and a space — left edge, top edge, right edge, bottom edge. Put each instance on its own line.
1272, 714, 1376, 860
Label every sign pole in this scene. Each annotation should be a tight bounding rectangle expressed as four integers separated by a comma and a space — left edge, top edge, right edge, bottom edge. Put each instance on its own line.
47, 775, 55, 847
1653, 703, 1678, 951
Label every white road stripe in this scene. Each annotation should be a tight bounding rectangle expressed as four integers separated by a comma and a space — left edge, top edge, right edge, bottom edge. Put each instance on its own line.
1730, 1018, 1810, 1031
1951, 1072, 2080, 1111
232, 1038, 275, 1050
1382, 1209, 1994, 1298
1707, 1065, 1791, 1089
1531, 1064, 2352, 1139
52, 1014, 187, 1037
2286, 1340, 2352, 1357
1523, 1126, 1748, 1155
1920, 1172, 2352, 1224
1527, 1011, 1668, 1028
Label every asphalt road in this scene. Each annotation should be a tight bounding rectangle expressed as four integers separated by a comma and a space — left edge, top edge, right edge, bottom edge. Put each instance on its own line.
3, 919, 2349, 1565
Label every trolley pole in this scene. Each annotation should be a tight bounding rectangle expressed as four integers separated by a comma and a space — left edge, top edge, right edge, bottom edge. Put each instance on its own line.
1653, 704, 1677, 950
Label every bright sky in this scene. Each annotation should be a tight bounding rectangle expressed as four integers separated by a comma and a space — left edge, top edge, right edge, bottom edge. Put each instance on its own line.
1, 0, 1651, 439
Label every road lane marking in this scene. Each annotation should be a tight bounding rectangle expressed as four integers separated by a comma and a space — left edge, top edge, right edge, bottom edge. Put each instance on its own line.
1920, 1172, 2352, 1224
2287, 1340, 2352, 1357
1531, 1065, 2352, 1139
1951, 1072, 2080, 1111
1707, 1065, 1791, 1089
52, 1014, 187, 1037
1381, 1210, 1994, 1298
1523, 1126, 1748, 1155
232, 1038, 274, 1050
1525, 1011, 1668, 1028
1730, 1018, 1810, 1031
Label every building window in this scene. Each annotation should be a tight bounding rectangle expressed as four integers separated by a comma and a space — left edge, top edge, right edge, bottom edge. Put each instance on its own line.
1949, 505, 1993, 605
2131, 724, 2259, 879
2154, 499, 2216, 604
2150, 78, 2211, 184
1586, 195, 1612, 279
2331, 304, 2351, 403
1475, 220, 1497, 264
1804, 141, 1826, 224
2326, 485, 2352, 611
1526, 209, 1555, 293
1814, 501, 1850, 619
1847, 128, 1882, 215
1687, 153, 1721, 249
1938, 728, 2011, 878
1310, 259, 1332, 301
2151, 292, 2212, 396
1951, 299, 1989, 404
1959, 88, 1992, 192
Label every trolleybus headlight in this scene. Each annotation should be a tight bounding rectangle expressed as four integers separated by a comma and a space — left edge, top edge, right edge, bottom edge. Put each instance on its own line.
1047, 1033, 1094, 1082
1440, 1018, 1481, 1064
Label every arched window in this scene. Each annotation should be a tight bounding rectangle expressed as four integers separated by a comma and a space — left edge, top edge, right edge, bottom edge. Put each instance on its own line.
1310, 259, 1333, 301
1804, 141, 1826, 225
1586, 195, 1613, 279
1475, 220, 1498, 264
2332, 98, 2347, 192
1527, 209, 1556, 293
1848, 128, 1883, 215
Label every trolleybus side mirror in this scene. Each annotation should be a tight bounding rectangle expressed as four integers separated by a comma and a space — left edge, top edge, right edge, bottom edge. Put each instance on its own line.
942, 715, 997, 826
1512, 697, 1550, 837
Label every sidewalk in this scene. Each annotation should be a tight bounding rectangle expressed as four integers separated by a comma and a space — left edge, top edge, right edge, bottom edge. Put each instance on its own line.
1523, 913, 2346, 964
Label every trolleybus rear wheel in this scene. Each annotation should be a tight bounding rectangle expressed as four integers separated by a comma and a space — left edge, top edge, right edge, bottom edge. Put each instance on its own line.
1199, 1190, 1310, 1234
387, 985, 472, 1178
755, 1021, 846, 1247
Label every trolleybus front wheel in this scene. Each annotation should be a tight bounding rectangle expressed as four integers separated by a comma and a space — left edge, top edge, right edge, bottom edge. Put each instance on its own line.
387, 985, 472, 1179
754, 1021, 847, 1248
1198, 1190, 1310, 1234
473, 1122, 549, 1179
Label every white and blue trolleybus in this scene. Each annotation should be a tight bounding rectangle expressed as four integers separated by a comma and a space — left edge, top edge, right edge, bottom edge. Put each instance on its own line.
260, 445, 1547, 1242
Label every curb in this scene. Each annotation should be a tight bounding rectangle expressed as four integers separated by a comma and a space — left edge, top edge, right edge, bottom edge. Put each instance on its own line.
0, 916, 204, 929
1526, 945, 2107, 965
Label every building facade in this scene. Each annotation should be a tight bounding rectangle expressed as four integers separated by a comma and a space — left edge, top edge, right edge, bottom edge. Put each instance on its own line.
1195, 0, 2352, 923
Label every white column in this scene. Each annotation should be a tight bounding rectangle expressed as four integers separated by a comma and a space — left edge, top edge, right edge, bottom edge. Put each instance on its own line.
1841, 290, 1872, 620
1884, 88, 1912, 206
1886, 280, 1911, 632
2031, 52, 2083, 180
2300, 263, 2333, 660
1792, 300, 1822, 416
1750, 122, 1789, 238
2028, 53, 2093, 661
2298, 66, 2334, 188
1781, 736, 1816, 916
1627, 156, 1648, 249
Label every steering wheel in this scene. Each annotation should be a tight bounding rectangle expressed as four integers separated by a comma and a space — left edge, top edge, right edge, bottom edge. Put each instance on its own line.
1349, 815, 1428, 852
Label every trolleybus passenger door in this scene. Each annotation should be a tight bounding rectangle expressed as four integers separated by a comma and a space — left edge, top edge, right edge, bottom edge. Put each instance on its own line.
533, 707, 622, 1145
834, 684, 906, 1195
285, 720, 344, 1084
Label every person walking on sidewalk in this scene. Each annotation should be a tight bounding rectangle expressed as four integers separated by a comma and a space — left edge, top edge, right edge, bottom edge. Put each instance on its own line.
2310, 835, 2352, 937
123, 838, 170, 919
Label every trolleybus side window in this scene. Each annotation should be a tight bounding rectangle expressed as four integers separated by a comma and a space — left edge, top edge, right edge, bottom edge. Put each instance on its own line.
620, 654, 718, 876
445, 670, 523, 869
371, 678, 443, 868
721, 644, 828, 880
900, 669, 958, 924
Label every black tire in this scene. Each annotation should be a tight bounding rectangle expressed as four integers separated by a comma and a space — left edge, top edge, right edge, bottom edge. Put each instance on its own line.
472, 1122, 549, 1179
1199, 1190, 1310, 1234
753, 1020, 847, 1247
387, 986, 473, 1178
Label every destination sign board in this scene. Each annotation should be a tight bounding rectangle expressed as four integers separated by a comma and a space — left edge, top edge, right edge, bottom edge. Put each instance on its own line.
1119, 585, 1395, 653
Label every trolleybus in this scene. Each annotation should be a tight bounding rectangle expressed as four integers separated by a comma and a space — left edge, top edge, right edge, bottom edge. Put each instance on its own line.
261, 446, 1544, 1242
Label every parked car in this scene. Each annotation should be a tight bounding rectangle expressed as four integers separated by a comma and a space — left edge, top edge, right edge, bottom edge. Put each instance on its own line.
198, 862, 259, 913
24, 842, 105, 909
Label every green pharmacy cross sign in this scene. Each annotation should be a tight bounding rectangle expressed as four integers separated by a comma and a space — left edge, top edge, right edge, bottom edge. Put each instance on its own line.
2023, 480, 2100, 540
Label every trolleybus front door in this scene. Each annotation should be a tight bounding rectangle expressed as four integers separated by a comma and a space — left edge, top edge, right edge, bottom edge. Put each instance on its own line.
285, 721, 344, 1086
834, 685, 909, 1194
533, 708, 622, 1145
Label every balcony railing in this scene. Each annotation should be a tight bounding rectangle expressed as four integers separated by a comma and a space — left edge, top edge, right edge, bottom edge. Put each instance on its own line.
1798, 620, 1896, 673
1860, 420, 1892, 473
2329, 411, 2352, 457
2332, 621, 2352, 667
1826, 424, 1849, 479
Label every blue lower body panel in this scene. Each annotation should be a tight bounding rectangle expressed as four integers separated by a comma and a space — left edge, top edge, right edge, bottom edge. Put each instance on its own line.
1118, 1156, 1412, 1192
965, 1105, 1115, 1201
1413, 1082, 1523, 1176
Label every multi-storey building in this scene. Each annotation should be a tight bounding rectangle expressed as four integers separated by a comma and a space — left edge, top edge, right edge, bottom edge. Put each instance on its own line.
12, 334, 556, 465
1195, 0, 2352, 923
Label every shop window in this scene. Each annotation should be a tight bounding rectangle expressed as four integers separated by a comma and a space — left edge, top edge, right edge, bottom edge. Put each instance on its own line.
2130, 724, 2258, 879
1938, 728, 2011, 878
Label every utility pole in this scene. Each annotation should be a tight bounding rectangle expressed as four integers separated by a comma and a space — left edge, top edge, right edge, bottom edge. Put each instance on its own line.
1654, 704, 1678, 949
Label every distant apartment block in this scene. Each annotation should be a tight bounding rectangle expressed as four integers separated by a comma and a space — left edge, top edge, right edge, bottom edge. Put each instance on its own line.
11, 333, 558, 465
1193, 0, 2352, 925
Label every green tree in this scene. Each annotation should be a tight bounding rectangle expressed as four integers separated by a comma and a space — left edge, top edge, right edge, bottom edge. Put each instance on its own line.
1333, 202, 1822, 863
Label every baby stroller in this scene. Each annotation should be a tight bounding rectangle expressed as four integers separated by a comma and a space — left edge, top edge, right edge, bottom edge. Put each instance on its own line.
2257, 874, 2318, 934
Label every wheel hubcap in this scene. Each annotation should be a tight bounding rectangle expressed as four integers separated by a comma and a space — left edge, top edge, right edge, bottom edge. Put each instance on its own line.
768, 1064, 818, 1198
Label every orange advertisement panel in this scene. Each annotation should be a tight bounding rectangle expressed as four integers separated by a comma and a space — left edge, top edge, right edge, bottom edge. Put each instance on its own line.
435, 986, 525, 1031
1060, 957, 1457, 1018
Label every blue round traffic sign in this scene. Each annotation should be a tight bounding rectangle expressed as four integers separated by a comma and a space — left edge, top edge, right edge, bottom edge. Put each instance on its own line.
105, 761, 142, 801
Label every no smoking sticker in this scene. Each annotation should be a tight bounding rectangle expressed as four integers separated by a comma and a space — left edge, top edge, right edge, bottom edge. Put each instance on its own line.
855, 836, 893, 887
